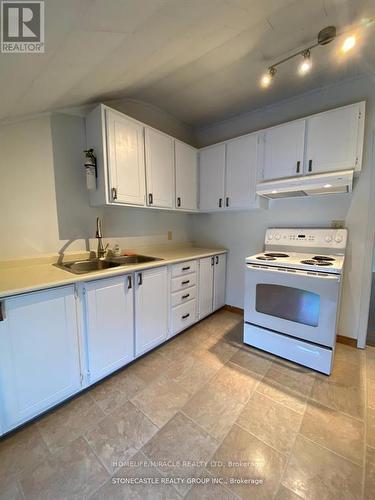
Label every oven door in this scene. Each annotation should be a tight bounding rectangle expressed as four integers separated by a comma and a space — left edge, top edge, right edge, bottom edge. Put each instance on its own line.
244, 264, 341, 347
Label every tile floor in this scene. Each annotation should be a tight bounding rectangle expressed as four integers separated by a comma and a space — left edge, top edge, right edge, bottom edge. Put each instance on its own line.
0, 309, 374, 499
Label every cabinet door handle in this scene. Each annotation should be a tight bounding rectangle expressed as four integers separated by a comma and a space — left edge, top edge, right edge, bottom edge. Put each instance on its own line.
216, 255, 219, 265
181, 280, 190, 285
296, 161, 300, 173
0, 301, 5, 321
148, 193, 153, 205
182, 293, 190, 299
218, 198, 223, 208
111, 187, 117, 200
226, 197, 229, 207
211, 257, 214, 266
177, 197, 181, 207
138, 273, 143, 285
182, 313, 190, 319
182, 266, 190, 271
308, 159, 312, 172
127, 275, 132, 289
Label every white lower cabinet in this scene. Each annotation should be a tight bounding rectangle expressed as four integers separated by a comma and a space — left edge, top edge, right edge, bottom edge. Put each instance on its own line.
84, 275, 134, 384
198, 254, 227, 319
0, 286, 81, 433
169, 260, 198, 337
135, 266, 168, 356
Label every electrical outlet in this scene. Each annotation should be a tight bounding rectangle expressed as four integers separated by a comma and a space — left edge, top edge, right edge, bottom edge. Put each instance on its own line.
331, 220, 345, 229
167, 231, 172, 241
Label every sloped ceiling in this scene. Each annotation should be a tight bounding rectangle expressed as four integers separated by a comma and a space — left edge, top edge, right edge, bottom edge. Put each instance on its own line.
0, 0, 374, 126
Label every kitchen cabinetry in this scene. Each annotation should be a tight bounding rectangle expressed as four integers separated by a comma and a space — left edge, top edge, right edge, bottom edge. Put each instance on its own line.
145, 128, 174, 208
261, 120, 305, 181
0, 286, 81, 433
106, 109, 146, 205
135, 266, 168, 356
199, 144, 226, 210
175, 141, 198, 210
84, 275, 134, 384
226, 133, 258, 208
304, 102, 364, 174
169, 260, 197, 336
198, 254, 226, 319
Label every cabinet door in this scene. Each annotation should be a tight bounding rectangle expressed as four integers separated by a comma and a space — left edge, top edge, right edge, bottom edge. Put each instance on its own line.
199, 144, 226, 210
198, 257, 214, 319
145, 128, 174, 208
135, 267, 168, 356
0, 286, 81, 432
305, 103, 362, 174
226, 134, 258, 209
84, 275, 134, 384
262, 120, 305, 181
175, 141, 198, 210
106, 109, 146, 205
213, 254, 226, 311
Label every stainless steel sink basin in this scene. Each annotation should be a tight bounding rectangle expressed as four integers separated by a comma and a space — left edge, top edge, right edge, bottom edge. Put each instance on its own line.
55, 255, 163, 274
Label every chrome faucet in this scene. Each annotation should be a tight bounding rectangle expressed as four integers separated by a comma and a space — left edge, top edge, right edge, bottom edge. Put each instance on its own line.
96, 217, 107, 259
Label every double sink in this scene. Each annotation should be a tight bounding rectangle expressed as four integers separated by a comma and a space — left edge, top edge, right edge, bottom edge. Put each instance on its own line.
56, 254, 163, 275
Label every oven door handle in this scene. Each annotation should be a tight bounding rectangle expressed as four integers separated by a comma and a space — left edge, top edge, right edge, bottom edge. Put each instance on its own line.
246, 263, 341, 281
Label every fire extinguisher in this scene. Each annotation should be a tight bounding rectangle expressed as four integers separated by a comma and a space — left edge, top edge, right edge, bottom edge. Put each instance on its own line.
84, 148, 97, 190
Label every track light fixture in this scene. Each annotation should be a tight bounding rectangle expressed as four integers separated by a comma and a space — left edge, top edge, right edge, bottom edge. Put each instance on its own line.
259, 23, 369, 88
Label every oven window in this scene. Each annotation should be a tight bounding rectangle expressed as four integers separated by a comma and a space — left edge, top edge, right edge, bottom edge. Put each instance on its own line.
256, 284, 320, 327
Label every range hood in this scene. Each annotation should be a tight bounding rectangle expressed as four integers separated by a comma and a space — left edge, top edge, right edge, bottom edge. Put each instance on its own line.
256, 170, 354, 199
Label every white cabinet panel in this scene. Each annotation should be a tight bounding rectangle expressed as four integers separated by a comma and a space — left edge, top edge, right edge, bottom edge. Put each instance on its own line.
84, 275, 134, 384
213, 254, 226, 311
305, 103, 363, 174
198, 256, 214, 319
135, 267, 168, 356
175, 141, 198, 210
145, 128, 174, 208
0, 286, 81, 432
199, 144, 226, 210
106, 109, 146, 205
226, 133, 258, 208
262, 120, 305, 181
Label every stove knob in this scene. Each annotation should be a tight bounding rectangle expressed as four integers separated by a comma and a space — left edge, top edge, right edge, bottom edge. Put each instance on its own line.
325, 235, 333, 243
275, 233, 281, 240
335, 235, 343, 243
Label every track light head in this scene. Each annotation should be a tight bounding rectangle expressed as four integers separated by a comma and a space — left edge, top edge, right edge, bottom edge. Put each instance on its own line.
260, 66, 276, 88
299, 49, 312, 75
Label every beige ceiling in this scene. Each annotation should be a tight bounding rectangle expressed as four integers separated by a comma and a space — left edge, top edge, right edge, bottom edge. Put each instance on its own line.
0, 0, 374, 127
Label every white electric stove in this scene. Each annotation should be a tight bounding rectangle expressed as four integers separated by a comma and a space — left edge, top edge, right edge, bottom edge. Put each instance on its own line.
243, 228, 348, 375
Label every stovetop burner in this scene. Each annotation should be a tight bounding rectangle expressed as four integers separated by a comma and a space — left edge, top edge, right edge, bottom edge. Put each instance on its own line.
257, 256, 276, 261
313, 256, 335, 262
264, 252, 290, 258
301, 259, 333, 266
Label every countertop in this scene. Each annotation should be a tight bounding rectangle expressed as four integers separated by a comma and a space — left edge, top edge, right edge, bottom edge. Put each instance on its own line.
0, 245, 227, 299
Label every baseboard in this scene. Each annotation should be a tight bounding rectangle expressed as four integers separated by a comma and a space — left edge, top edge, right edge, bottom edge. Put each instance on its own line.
223, 304, 244, 315
224, 305, 357, 348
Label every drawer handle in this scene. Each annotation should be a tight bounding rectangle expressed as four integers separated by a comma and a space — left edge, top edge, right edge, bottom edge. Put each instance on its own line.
182, 293, 190, 299
0, 301, 5, 321
127, 275, 132, 289
138, 273, 143, 285
215, 255, 219, 265
148, 193, 153, 205
181, 280, 190, 285
296, 160, 300, 173
182, 313, 190, 319
177, 197, 181, 207
308, 159, 312, 172
211, 257, 214, 266
182, 266, 190, 271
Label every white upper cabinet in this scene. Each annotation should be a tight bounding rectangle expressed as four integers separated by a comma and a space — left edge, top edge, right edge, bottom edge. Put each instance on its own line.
0, 286, 81, 432
175, 141, 198, 210
106, 109, 146, 205
145, 128, 174, 208
84, 275, 134, 384
305, 102, 364, 175
199, 144, 226, 210
226, 133, 258, 209
261, 120, 305, 181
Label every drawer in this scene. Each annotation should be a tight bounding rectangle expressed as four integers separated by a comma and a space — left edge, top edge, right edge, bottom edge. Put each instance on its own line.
171, 285, 196, 307
171, 299, 197, 335
171, 273, 197, 292
171, 260, 197, 277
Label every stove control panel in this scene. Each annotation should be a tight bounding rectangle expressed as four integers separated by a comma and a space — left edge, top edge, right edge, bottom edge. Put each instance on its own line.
265, 228, 347, 249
